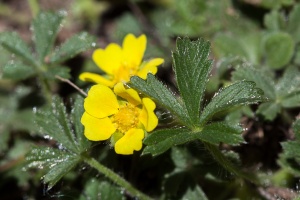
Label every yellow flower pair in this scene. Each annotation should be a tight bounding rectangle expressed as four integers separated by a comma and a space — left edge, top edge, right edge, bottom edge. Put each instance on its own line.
80, 34, 163, 155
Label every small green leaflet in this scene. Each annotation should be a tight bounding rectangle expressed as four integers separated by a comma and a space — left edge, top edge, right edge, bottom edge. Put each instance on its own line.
173, 37, 212, 124
32, 11, 65, 62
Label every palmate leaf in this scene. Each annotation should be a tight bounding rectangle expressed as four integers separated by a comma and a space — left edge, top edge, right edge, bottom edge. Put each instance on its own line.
32, 11, 65, 62
0, 32, 36, 66
26, 147, 81, 189
173, 37, 212, 124
199, 81, 265, 125
49, 32, 96, 64
35, 95, 90, 154
130, 74, 192, 126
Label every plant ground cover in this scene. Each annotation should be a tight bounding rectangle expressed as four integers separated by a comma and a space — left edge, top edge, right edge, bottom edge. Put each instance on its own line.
1, 0, 300, 200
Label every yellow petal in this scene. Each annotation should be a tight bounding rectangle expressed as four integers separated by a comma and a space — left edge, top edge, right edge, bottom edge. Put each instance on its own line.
137, 58, 164, 79
114, 128, 144, 155
81, 112, 116, 141
122, 34, 146, 68
92, 43, 123, 75
84, 84, 119, 118
79, 72, 114, 87
139, 98, 158, 132
113, 83, 141, 106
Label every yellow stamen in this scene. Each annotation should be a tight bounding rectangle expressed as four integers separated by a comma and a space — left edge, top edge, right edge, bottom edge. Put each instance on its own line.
112, 103, 139, 133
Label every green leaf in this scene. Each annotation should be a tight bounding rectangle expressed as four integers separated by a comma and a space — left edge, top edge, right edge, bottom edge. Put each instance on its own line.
49, 32, 96, 64
130, 74, 192, 126
181, 185, 208, 200
35, 96, 79, 153
232, 66, 276, 99
196, 122, 243, 145
173, 37, 212, 123
44, 65, 70, 80
257, 102, 281, 121
0, 32, 36, 66
276, 66, 300, 98
199, 81, 265, 125
2, 62, 36, 81
264, 10, 285, 31
71, 96, 90, 151
287, 4, 300, 42
26, 147, 80, 189
80, 179, 125, 200
143, 128, 196, 156
32, 11, 65, 62
263, 32, 295, 69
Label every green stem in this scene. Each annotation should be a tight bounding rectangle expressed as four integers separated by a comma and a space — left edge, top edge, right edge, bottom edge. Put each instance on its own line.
39, 77, 52, 104
83, 155, 153, 200
28, 0, 40, 18
203, 142, 260, 185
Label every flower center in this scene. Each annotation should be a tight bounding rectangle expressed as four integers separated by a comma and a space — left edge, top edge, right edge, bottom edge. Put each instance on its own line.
112, 103, 139, 133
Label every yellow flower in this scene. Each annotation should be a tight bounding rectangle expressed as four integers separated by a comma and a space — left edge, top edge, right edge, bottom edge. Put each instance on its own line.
81, 82, 158, 155
79, 33, 164, 87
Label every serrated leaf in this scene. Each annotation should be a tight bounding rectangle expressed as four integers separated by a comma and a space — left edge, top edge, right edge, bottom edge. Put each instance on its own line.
32, 11, 64, 62
80, 179, 125, 200
232, 66, 276, 99
43, 154, 80, 189
130, 74, 192, 126
263, 32, 294, 69
276, 66, 300, 98
35, 96, 79, 153
71, 96, 90, 151
196, 122, 243, 145
257, 102, 281, 121
143, 128, 196, 156
2, 63, 36, 81
0, 32, 36, 66
181, 185, 208, 200
26, 146, 81, 190
287, 4, 300, 42
199, 81, 264, 125
173, 37, 212, 123
49, 32, 96, 64
44, 65, 70, 80
264, 10, 285, 31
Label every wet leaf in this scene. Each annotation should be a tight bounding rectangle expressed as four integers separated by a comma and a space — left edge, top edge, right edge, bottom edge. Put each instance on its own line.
130, 74, 191, 126
199, 81, 265, 125
232, 66, 276, 99
196, 122, 243, 145
32, 11, 64, 62
26, 146, 80, 189
263, 32, 295, 69
71, 96, 90, 151
173, 37, 212, 124
0, 32, 36, 66
2, 62, 36, 81
143, 128, 196, 156
79, 179, 125, 200
35, 96, 79, 153
49, 32, 96, 64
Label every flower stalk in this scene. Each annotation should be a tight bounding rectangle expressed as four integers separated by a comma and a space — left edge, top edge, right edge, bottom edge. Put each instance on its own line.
83, 155, 153, 200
